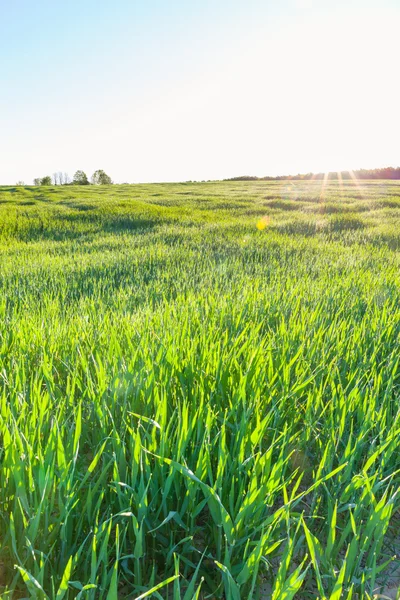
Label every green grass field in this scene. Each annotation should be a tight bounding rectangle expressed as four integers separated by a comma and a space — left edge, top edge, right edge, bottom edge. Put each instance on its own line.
0, 180, 399, 599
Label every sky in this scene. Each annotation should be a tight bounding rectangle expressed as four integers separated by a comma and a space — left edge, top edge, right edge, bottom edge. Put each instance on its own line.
1, 0, 399, 184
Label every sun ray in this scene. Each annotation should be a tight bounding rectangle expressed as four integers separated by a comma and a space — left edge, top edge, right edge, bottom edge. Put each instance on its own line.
320, 171, 329, 201
337, 171, 344, 196
348, 170, 364, 198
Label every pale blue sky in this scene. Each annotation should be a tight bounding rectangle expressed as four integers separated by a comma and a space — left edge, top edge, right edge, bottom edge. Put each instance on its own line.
1, 0, 399, 183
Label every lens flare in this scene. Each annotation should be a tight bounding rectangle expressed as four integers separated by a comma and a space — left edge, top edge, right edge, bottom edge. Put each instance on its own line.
256, 215, 271, 230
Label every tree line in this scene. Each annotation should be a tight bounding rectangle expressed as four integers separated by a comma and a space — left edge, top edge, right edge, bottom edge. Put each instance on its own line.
32, 170, 113, 186
226, 167, 400, 181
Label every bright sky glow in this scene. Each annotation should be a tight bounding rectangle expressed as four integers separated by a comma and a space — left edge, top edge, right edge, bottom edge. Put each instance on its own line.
1, 0, 399, 183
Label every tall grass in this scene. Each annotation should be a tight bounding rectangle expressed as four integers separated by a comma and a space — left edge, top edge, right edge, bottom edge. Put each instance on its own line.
0, 180, 399, 598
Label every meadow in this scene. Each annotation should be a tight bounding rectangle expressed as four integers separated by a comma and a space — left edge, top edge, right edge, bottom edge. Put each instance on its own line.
0, 179, 399, 599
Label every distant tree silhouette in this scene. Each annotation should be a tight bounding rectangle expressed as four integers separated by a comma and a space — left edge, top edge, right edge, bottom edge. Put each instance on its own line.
225, 167, 400, 181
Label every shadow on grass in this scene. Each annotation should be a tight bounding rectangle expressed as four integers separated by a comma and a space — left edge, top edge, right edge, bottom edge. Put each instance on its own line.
6, 214, 159, 243
62, 202, 97, 212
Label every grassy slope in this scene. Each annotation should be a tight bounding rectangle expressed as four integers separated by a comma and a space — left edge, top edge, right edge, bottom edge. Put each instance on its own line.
0, 180, 399, 599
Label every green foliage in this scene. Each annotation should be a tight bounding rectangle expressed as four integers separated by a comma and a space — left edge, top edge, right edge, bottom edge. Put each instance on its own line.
91, 169, 112, 185
34, 175, 52, 185
0, 180, 399, 598
72, 170, 90, 185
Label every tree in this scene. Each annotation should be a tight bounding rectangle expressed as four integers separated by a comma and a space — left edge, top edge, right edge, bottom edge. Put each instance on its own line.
91, 170, 112, 185
34, 176, 52, 185
72, 170, 90, 185
16, 180, 25, 186
52, 172, 71, 185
